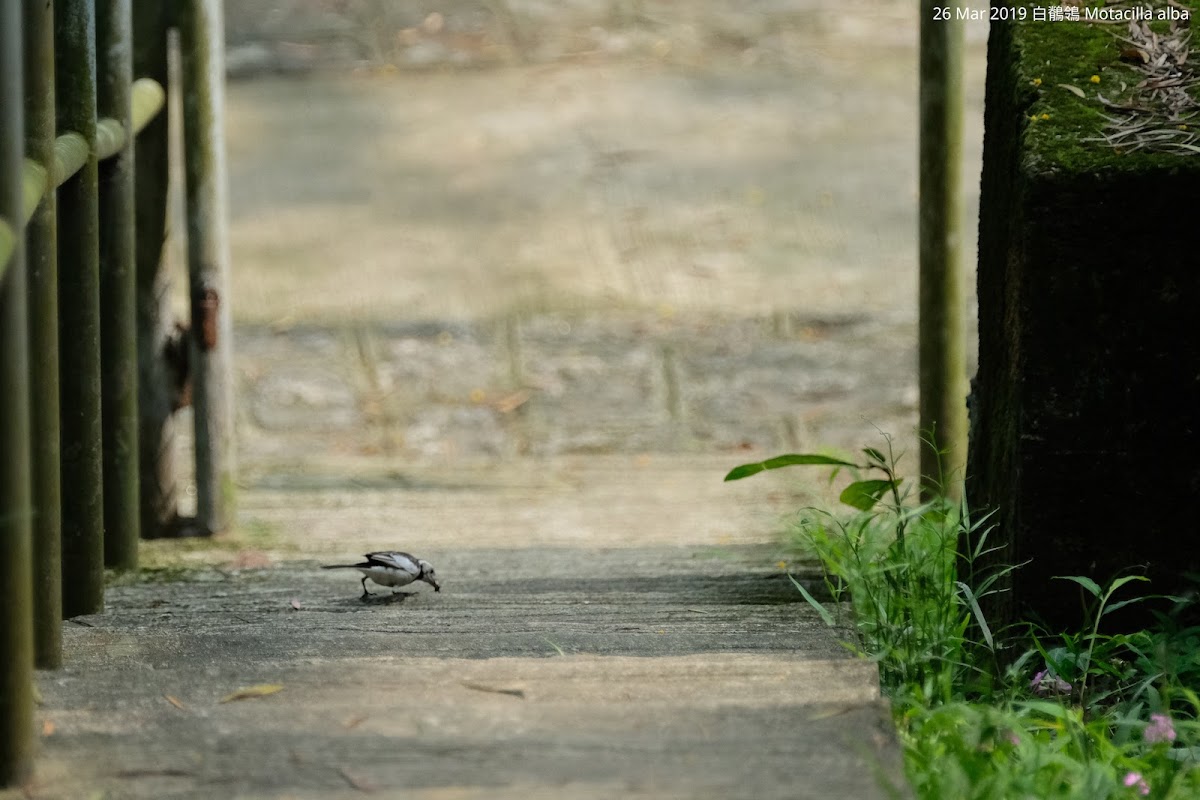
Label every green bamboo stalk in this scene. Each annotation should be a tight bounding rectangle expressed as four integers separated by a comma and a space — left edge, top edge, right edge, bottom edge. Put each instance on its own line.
133, 0, 178, 540
918, 2, 967, 502
0, 221, 14, 277
0, 77, 158, 278
98, 0, 141, 570
0, 0, 36, 784
180, 0, 235, 534
26, 0, 64, 671
57, 0, 106, 617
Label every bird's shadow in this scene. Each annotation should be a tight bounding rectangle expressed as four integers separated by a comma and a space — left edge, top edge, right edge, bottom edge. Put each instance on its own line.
360, 590, 415, 605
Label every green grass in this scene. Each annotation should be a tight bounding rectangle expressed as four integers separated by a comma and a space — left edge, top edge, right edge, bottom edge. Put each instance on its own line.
727, 438, 1200, 799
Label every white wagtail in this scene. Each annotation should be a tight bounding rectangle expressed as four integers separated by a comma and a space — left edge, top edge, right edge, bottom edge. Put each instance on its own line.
322, 551, 441, 600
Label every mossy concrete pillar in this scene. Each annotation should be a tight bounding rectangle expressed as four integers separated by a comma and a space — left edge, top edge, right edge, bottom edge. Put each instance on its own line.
967, 3, 1200, 631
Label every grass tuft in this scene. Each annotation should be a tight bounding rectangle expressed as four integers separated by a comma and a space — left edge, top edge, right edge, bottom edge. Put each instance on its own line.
731, 434, 1200, 798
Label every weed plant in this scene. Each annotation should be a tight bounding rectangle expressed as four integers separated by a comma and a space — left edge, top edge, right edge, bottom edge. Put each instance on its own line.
726, 437, 1200, 799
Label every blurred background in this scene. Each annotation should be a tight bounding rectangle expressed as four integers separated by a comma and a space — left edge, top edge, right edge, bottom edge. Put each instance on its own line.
176, 0, 990, 510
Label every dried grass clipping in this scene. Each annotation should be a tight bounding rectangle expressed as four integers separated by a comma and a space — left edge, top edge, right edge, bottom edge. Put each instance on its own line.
1093, 6, 1200, 155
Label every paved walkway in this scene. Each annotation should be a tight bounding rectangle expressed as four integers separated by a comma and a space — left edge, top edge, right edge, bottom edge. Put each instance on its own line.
12, 457, 908, 799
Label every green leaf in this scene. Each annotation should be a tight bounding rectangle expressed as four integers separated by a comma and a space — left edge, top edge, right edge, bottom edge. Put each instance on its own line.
863, 447, 887, 466
789, 574, 836, 627
723, 453, 859, 482
956, 581, 994, 650
1053, 575, 1102, 599
1103, 575, 1149, 599
1103, 596, 1152, 616
1017, 699, 1075, 721
839, 479, 898, 511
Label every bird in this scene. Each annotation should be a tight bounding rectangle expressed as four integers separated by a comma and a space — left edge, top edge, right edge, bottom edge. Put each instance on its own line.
322, 551, 441, 600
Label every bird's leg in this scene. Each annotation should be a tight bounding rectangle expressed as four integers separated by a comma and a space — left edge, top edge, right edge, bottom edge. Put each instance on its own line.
360, 576, 372, 600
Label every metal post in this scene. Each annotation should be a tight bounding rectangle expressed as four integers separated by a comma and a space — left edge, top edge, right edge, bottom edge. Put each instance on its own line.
56, 0, 106, 617
918, 1, 967, 501
97, 0, 140, 568
1, 0, 36, 784
179, 0, 235, 534
25, 0, 63, 669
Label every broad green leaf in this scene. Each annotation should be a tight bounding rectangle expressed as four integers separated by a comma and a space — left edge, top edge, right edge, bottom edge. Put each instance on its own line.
723, 453, 859, 482
1103, 596, 1152, 616
1017, 699, 1075, 720
1103, 575, 1150, 599
839, 479, 898, 511
789, 574, 836, 627
1053, 575, 1102, 599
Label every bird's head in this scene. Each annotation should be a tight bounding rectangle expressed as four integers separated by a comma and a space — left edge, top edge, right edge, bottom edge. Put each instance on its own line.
418, 559, 441, 592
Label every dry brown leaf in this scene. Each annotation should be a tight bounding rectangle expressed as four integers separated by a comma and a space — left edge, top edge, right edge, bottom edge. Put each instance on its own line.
339, 767, 377, 793
1057, 83, 1087, 99
1120, 47, 1150, 64
227, 549, 273, 569
219, 684, 284, 703
461, 681, 526, 699
342, 714, 368, 730
492, 390, 531, 414
41, 719, 55, 737
164, 694, 188, 711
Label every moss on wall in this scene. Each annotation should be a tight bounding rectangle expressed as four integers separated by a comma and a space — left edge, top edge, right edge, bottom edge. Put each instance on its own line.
1013, 0, 1199, 175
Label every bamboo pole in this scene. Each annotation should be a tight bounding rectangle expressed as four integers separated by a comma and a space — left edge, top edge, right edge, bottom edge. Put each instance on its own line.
918, 2, 967, 501
1, 0, 36, 784
179, 0, 235, 534
25, 0, 63, 671
0, 80, 166, 279
97, 0, 140, 569
56, 0, 106, 617
133, 0, 179, 540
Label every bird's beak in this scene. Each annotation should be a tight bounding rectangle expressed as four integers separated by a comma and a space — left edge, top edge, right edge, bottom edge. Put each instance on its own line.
430, 579, 441, 592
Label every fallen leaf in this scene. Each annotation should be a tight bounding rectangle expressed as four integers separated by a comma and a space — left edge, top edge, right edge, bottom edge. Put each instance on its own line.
342, 714, 368, 730
1120, 47, 1149, 64
1057, 83, 1087, 98
116, 768, 193, 779
164, 694, 188, 711
219, 684, 284, 703
807, 706, 859, 721
41, 719, 55, 736
227, 549, 272, 569
492, 390, 531, 414
289, 598, 302, 611
461, 681, 526, 699
339, 767, 376, 793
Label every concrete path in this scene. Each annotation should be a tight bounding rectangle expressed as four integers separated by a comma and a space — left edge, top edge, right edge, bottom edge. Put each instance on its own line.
13, 458, 908, 799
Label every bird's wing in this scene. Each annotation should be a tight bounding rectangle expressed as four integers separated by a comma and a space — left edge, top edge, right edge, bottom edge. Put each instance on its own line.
363, 551, 421, 576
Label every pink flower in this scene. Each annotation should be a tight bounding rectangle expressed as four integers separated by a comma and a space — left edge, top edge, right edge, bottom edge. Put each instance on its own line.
1144, 713, 1177, 744
1030, 669, 1072, 696
1123, 771, 1150, 795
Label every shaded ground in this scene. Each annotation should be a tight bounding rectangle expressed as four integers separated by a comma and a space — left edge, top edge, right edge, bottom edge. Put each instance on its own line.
11, 2, 991, 796
21, 475, 906, 798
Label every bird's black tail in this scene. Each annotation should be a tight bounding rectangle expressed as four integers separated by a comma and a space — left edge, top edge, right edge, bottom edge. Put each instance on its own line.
321, 564, 360, 570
